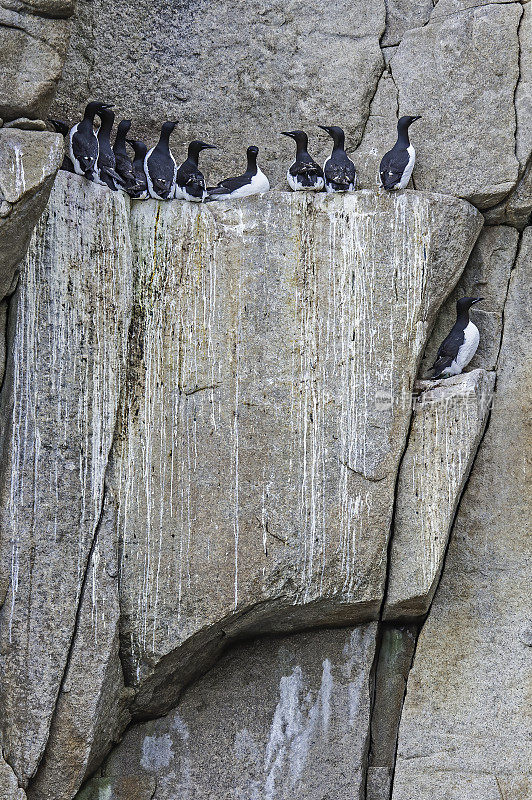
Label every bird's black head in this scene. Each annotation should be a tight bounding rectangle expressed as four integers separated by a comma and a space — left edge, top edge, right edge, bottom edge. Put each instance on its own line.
318, 125, 345, 148
48, 118, 69, 136
247, 145, 259, 157
127, 138, 148, 158
84, 101, 113, 121
116, 120, 132, 136
189, 140, 217, 152
457, 296, 483, 314
161, 121, 178, 135
281, 130, 309, 148
98, 106, 115, 129
398, 115, 421, 129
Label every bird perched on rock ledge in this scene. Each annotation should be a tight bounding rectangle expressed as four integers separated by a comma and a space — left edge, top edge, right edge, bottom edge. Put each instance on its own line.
319, 125, 357, 193
206, 145, 269, 201
379, 115, 421, 191
430, 297, 483, 379
281, 130, 324, 192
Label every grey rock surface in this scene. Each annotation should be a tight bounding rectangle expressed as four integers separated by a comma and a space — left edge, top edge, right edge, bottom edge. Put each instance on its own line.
391, 3, 522, 208
112, 188, 481, 715
422, 225, 520, 374
384, 369, 495, 620
0, 2, 72, 121
80, 624, 378, 800
391, 228, 532, 800
0, 174, 133, 786
381, 0, 433, 47
0, 755, 26, 800
366, 625, 417, 800
353, 68, 398, 189
27, 492, 133, 800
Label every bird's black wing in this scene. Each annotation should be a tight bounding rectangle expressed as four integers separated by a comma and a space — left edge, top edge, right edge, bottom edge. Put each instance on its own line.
379, 146, 409, 190
430, 322, 465, 376
324, 157, 356, 189
178, 162, 206, 198
208, 174, 247, 195
71, 128, 98, 170
115, 153, 137, 188
289, 159, 324, 179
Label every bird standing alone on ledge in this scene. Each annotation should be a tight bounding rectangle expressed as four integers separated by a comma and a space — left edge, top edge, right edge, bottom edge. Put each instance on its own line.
430, 297, 483, 378
379, 115, 421, 191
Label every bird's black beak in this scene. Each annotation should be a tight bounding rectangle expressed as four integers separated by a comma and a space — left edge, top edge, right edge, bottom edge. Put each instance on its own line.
472, 297, 484, 304
411, 115, 422, 122
318, 125, 330, 133
202, 144, 217, 150
281, 131, 294, 138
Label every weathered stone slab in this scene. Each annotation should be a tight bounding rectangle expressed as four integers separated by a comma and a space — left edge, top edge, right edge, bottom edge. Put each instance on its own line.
0, 129, 63, 204
80, 625, 378, 800
384, 369, 495, 620
391, 3, 522, 208
0, 5, 71, 121
0, 129, 63, 298
392, 228, 532, 800
27, 492, 133, 800
422, 225, 519, 375
0, 173, 133, 786
110, 189, 481, 715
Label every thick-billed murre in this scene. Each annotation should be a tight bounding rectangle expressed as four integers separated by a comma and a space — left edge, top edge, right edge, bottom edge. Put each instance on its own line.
281, 130, 324, 192
430, 297, 483, 378
126, 139, 149, 199
319, 125, 357, 193
96, 107, 125, 190
68, 101, 110, 181
206, 146, 269, 201
113, 120, 138, 193
379, 115, 421, 191
175, 140, 217, 202
145, 121, 178, 200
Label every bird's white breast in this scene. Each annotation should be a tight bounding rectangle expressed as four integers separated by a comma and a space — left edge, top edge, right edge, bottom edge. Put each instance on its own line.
396, 145, 416, 189
454, 321, 480, 371
230, 169, 270, 199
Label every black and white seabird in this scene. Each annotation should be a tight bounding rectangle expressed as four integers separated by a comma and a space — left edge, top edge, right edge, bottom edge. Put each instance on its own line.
126, 139, 149, 199
430, 297, 483, 379
281, 130, 324, 192
145, 121, 178, 200
319, 125, 357, 193
113, 120, 138, 193
206, 146, 270, 201
175, 140, 217, 202
48, 118, 75, 172
379, 115, 421, 191
68, 101, 110, 181
96, 107, 125, 190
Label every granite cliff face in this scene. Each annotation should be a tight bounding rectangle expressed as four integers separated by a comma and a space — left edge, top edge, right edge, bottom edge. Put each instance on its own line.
0, 1, 530, 799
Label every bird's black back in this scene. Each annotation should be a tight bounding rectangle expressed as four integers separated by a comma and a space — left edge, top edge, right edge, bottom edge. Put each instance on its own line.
177, 159, 206, 198
431, 320, 466, 376
324, 152, 356, 190
379, 144, 410, 190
